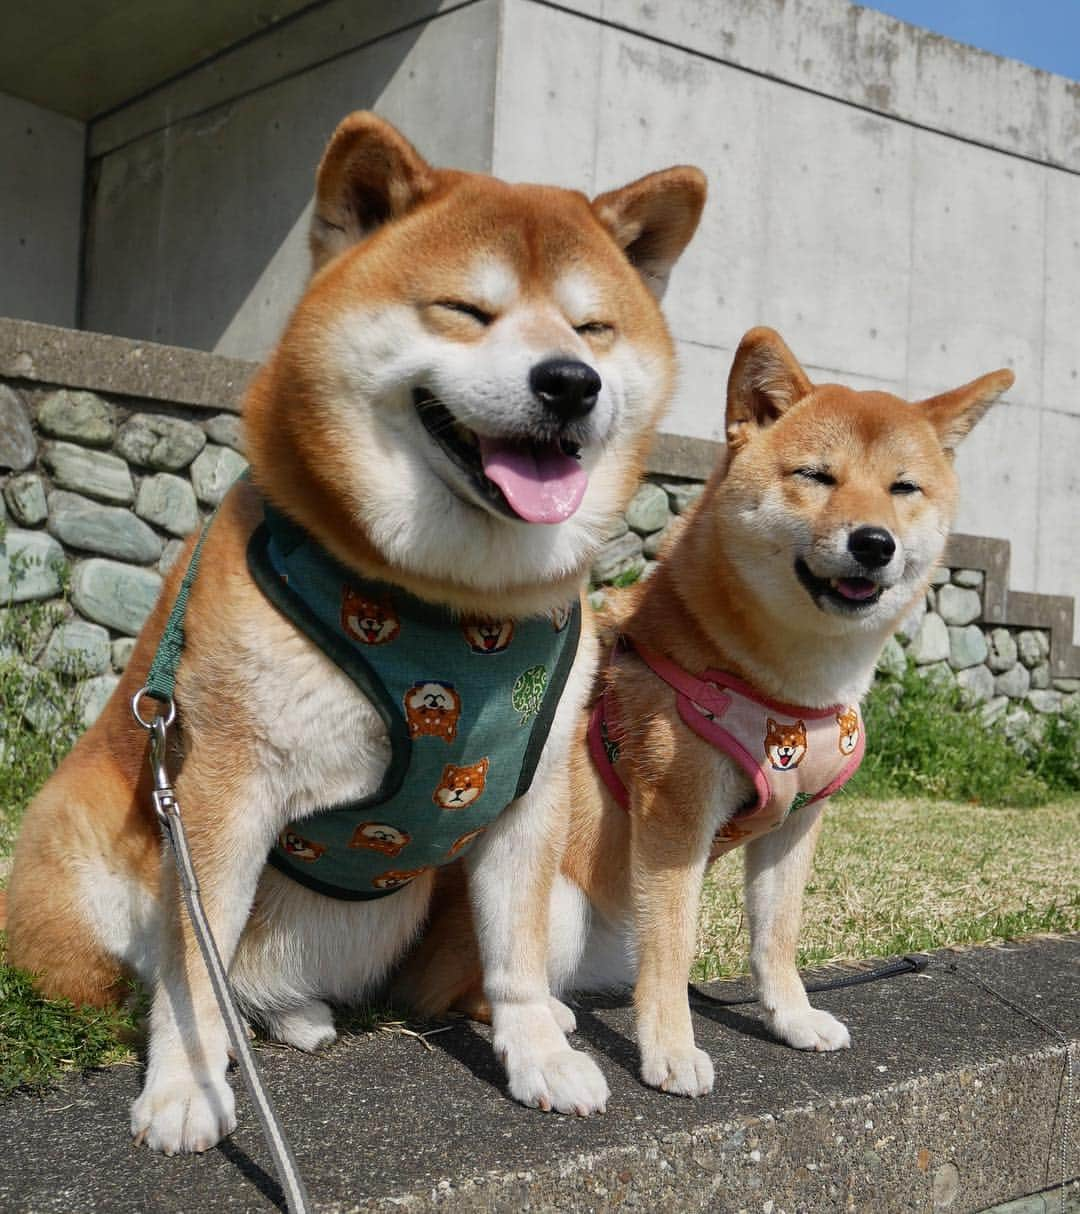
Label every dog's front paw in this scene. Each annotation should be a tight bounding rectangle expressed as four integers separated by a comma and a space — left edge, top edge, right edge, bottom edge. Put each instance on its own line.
502, 1044, 609, 1116
640, 1044, 714, 1097
493, 1002, 608, 1116
131, 1072, 237, 1155
767, 1006, 850, 1052
547, 995, 577, 1035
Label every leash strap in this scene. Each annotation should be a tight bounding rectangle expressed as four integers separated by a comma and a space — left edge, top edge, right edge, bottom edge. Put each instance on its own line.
132, 502, 312, 1214
687, 953, 929, 1007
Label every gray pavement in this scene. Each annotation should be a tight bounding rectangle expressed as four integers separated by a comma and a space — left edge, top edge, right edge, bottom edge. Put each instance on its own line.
1, 938, 1077, 1213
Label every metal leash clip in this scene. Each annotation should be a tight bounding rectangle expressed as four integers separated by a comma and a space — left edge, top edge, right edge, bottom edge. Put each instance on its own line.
130, 685, 311, 1214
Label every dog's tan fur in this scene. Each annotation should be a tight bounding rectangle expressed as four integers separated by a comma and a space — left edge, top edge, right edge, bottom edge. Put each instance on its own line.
395, 327, 1012, 1095
5, 112, 705, 1149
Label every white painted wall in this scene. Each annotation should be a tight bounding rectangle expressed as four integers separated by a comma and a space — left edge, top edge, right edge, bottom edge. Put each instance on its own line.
0, 92, 84, 327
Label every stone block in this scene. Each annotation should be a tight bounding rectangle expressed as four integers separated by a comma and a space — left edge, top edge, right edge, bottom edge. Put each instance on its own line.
980, 695, 1009, 727
136, 474, 200, 537
76, 674, 121, 727
951, 568, 984, 589
587, 589, 607, 612
916, 660, 954, 691
71, 558, 162, 636
190, 444, 248, 507
1029, 662, 1051, 690
994, 664, 1031, 700
987, 628, 1018, 674
1017, 630, 1050, 668
0, 385, 35, 471
1026, 689, 1064, 715
592, 531, 645, 585
159, 538, 186, 573
908, 612, 949, 665
625, 483, 671, 535
929, 565, 951, 587
111, 636, 136, 672
0, 529, 66, 602
937, 584, 982, 626
116, 412, 207, 471
1052, 678, 1080, 694
948, 624, 988, 670
956, 664, 994, 704
204, 413, 245, 452
896, 595, 928, 644
4, 473, 48, 526
876, 636, 907, 678
37, 389, 115, 447
42, 619, 111, 676
603, 515, 629, 541
43, 441, 134, 504
48, 491, 162, 564
662, 482, 705, 516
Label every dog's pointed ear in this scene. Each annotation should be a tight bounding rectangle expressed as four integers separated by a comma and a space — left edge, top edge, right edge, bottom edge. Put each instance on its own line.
310, 112, 436, 272
592, 166, 707, 300
918, 369, 1013, 454
725, 328, 814, 450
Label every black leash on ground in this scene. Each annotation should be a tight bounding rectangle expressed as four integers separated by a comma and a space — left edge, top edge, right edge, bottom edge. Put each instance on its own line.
687, 952, 929, 1007
132, 506, 312, 1214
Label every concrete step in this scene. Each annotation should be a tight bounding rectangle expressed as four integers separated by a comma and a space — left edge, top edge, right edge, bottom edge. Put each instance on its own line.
1, 937, 1077, 1213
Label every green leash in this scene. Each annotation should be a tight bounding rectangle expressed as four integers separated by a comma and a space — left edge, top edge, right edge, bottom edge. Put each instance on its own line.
132, 492, 312, 1214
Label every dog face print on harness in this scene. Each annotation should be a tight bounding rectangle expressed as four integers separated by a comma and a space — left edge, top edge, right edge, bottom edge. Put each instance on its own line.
836, 707, 859, 755
433, 758, 490, 809
462, 619, 514, 654
341, 587, 400, 645
348, 822, 411, 856
764, 717, 807, 771
404, 681, 462, 741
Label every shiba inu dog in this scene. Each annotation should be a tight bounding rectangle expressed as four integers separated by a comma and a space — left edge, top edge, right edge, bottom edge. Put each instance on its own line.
3, 112, 705, 1151
396, 326, 1012, 1098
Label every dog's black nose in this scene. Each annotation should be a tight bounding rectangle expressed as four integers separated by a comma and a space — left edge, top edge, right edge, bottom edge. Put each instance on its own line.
848, 526, 896, 569
530, 358, 601, 422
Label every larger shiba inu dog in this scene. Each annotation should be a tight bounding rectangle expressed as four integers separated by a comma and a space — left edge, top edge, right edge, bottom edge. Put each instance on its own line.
396, 327, 1012, 1097
3, 113, 705, 1152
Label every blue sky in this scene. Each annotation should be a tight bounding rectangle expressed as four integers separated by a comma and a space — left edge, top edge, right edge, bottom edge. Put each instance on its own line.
857, 1, 1080, 81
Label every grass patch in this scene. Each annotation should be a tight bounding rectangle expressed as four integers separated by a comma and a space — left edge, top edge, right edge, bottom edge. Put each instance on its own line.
849, 660, 1079, 806
695, 794, 1080, 980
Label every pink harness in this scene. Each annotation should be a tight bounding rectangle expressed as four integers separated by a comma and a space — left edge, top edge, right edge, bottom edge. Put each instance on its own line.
586, 641, 865, 857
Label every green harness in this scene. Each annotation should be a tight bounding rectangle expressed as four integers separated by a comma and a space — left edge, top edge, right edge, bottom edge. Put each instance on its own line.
151, 496, 580, 900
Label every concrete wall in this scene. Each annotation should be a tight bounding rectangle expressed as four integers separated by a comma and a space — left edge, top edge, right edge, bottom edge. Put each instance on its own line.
489, 0, 1080, 635
82, 0, 496, 359
75, 0, 1080, 631
0, 93, 84, 327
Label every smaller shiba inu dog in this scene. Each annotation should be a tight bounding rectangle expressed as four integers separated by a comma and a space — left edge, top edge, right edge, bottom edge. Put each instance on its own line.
396, 327, 1012, 1098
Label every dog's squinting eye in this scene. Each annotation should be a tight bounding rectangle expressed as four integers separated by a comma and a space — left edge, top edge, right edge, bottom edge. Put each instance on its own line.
574, 321, 614, 338
793, 467, 836, 487
890, 480, 920, 496
434, 300, 495, 326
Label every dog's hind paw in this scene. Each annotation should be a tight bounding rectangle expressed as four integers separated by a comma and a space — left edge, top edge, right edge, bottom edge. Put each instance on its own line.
261, 998, 338, 1052
640, 1044, 714, 1097
767, 1006, 851, 1052
131, 1073, 237, 1155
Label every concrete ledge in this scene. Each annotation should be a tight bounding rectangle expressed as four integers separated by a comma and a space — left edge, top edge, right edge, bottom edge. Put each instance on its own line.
1, 938, 1076, 1212
0, 318, 254, 412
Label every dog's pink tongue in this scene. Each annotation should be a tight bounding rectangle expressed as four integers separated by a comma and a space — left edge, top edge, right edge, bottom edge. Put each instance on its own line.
835, 578, 879, 601
478, 437, 587, 524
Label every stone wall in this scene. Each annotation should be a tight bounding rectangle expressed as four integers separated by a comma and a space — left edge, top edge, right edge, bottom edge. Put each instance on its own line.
2, 320, 1077, 736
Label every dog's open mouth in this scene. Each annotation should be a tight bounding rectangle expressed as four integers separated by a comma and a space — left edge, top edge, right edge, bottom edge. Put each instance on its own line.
414, 389, 587, 524
795, 559, 883, 612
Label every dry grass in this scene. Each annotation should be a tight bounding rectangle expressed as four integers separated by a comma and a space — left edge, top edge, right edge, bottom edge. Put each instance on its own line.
694, 794, 1080, 981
